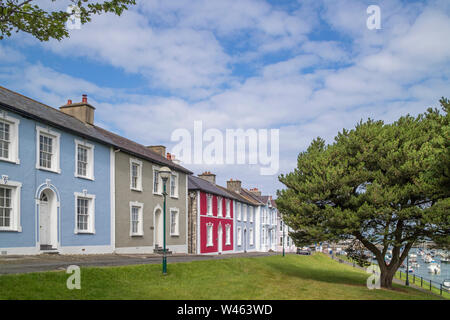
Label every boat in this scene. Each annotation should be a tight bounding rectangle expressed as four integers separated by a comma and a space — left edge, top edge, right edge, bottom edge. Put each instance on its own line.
440, 255, 450, 263
427, 263, 441, 275
407, 266, 414, 273
424, 254, 433, 263
409, 253, 417, 259
443, 279, 450, 292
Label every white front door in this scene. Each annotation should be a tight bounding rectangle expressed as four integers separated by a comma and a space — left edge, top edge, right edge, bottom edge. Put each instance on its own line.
218, 225, 223, 253
39, 201, 50, 245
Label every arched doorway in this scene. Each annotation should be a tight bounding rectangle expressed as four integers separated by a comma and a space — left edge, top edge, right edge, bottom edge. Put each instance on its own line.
218, 224, 223, 254
154, 207, 163, 247
244, 229, 247, 253
39, 188, 58, 250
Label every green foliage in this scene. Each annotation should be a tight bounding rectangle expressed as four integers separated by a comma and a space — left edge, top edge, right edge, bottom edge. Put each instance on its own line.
277, 98, 450, 286
0, 0, 136, 41
345, 240, 371, 268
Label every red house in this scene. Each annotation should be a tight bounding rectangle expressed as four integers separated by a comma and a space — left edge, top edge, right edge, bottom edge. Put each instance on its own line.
188, 172, 236, 254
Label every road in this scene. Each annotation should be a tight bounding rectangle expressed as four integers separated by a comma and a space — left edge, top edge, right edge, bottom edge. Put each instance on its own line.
0, 251, 279, 274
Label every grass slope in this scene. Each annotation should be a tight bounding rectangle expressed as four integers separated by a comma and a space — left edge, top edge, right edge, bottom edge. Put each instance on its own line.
0, 254, 442, 300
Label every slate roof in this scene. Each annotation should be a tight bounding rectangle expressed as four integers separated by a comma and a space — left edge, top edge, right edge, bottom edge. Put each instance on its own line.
215, 185, 255, 206
239, 188, 265, 206
188, 175, 238, 199
0, 86, 192, 174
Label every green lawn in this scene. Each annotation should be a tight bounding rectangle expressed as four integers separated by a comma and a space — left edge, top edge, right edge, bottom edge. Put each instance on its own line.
0, 254, 443, 300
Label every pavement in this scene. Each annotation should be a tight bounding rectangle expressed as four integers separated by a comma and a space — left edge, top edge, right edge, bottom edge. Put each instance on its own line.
0, 251, 279, 275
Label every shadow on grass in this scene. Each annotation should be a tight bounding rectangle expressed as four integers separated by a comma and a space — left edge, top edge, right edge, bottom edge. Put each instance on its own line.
263, 256, 366, 287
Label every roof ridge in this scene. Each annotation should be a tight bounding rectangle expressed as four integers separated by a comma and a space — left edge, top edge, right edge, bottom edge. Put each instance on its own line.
0, 85, 89, 126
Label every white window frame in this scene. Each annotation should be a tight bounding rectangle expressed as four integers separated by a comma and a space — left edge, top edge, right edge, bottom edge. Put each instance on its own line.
130, 158, 143, 192
206, 194, 213, 216
169, 207, 179, 236
249, 206, 253, 223
250, 228, 254, 245
74, 139, 95, 180
129, 201, 144, 236
152, 165, 162, 195
217, 196, 223, 217
74, 191, 95, 234
243, 204, 247, 222
237, 202, 241, 221
226, 199, 230, 218
36, 126, 61, 174
0, 112, 20, 164
206, 223, 213, 247
169, 172, 179, 198
237, 226, 242, 246
0, 178, 22, 232
225, 224, 231, 245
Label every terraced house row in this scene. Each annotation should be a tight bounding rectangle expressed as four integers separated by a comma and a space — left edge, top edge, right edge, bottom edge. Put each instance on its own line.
0, 86, 295, 256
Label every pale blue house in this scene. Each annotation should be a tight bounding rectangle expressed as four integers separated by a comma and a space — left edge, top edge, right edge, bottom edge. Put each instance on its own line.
0, 87, 115, 255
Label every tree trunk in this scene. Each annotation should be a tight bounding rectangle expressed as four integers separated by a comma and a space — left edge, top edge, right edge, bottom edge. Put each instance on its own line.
380, 267, 397, 289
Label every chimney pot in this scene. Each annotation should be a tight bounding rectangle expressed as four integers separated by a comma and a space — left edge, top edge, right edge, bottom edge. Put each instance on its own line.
82, 94, 87, 103
67, 99, 72, 105
199, 171, 216, 184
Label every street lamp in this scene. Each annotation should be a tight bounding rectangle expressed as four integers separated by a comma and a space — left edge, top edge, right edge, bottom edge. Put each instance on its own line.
159, 166, 172, 275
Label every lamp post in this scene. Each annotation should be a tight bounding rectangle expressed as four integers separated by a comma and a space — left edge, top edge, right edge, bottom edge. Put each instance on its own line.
159, 166, 172, 275
282, 220, 285, 257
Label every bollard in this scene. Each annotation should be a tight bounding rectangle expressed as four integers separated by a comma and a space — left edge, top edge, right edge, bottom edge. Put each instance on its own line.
413, 274, 415, 283
430, 281, 432, 291
421, 277, 423, 287
440, 284, 443, 296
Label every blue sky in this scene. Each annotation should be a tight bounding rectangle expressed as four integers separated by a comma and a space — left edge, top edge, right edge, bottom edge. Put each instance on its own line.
1, 0, 449, 196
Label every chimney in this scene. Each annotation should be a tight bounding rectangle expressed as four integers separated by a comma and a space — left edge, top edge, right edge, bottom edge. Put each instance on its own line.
199, 171, 216, 185
147, 145, 166, 157
249, 188, 262, 197
167, 152, 172, 160
227, 179, 242, 194
60, 94, 95, 125
171, 154, 181, 165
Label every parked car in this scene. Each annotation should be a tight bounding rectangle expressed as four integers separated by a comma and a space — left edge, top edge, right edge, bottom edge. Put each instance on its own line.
297, 248, 311, 255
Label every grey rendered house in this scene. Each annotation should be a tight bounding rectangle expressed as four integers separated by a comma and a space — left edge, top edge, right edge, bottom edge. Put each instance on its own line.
97, 129, 192, 254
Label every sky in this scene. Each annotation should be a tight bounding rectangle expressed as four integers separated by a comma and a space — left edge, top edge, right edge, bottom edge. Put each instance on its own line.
0, 0, 449, 196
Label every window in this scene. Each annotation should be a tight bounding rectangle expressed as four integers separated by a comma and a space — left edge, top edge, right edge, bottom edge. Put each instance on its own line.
206, 223, 213, 246
226, 199, 230, 218
237, 203, 241, 221
130, 158, 142, 191
0, 113, 19, 164
280, 237, 283, 245
243, 204, 247, 222
36, 126, 60, 173
217, 197, 222, 217
0, 180, 21, 232
207, 194, 212, 215
74, 192, 95, 234
75, 140, 94, 180
170, 173, 178, 198
249, 206, 253, 223
153, 168, 160, 194
130, 202, 143, 236
237, 227, 242, 246
249, 228, 254, 245
170, 208, 179, 236
225, 224, 231, 245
